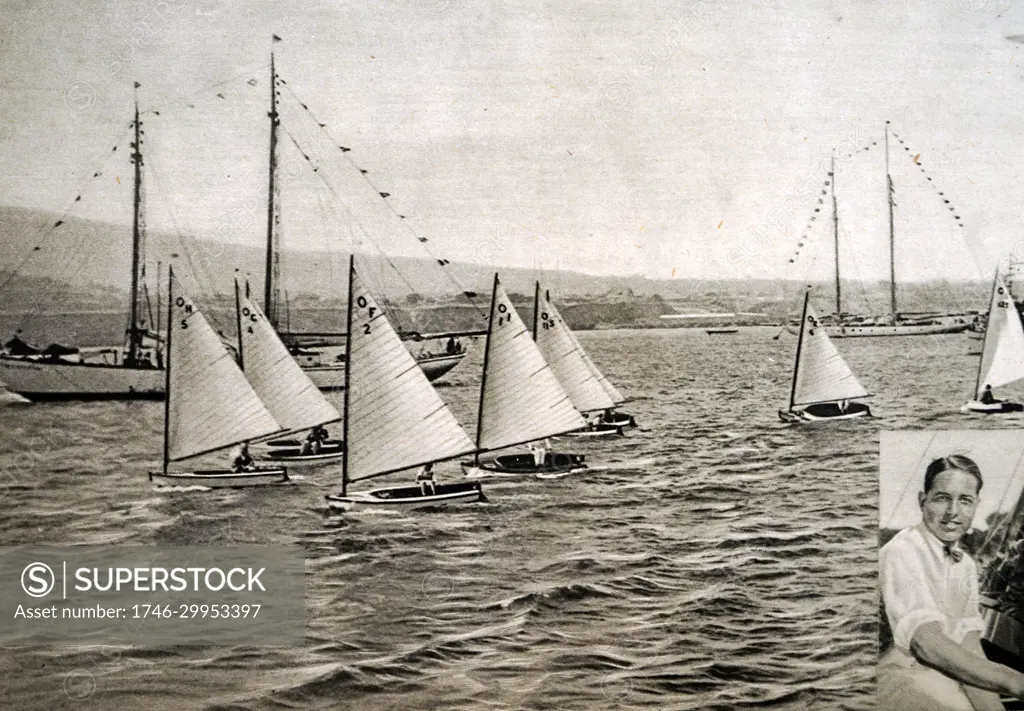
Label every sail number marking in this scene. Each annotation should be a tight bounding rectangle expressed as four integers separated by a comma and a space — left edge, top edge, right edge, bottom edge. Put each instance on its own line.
240, 306, 260, 334
356, 295, 377, 334
175, 296, 194, 329
496, 302, 513, 326
539, 311, 555, 330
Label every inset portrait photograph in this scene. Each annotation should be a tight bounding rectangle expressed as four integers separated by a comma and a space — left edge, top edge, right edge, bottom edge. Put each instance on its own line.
879, 430, 1024, 710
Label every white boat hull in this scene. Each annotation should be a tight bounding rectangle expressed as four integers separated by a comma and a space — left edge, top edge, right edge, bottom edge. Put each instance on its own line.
325, 481, 484, 508
0, 357, 163, 400
961, 400, 1024, 414
784, 319, 970, 338
565, 426, 624, 438
297, 353, 465, 390
0, 352, 464, 400
148, 467, 290, 488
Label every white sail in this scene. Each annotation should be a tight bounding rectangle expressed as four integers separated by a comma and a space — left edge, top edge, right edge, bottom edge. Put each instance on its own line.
478, 278, 586, 450
346, 270, 476, 480
535, 290, 617, 413
167, 275, 282, 462
238, 295, 341, 433
792, 300, 868, 406
976, 273, 1024, 397
565, 316, 625, 405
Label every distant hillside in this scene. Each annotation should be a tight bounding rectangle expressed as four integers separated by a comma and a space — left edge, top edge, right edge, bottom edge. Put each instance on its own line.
0, 205, 992, 340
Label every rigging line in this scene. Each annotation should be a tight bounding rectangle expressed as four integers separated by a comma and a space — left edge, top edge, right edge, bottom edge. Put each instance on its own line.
979, 444, 1024, 558
882, 431, 938, 530
140, 63, 271, 116
0, 124, 135, 297
145, 159, 228, 333
279, 127, 434, 314
276, 82, 488, 319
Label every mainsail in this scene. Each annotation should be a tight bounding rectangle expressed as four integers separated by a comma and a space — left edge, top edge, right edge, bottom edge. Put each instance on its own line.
166, 273, 282, 462
976, 271, 1024, 398
534, 286, 617, 413
792, 298, 868, 406
238, 294, 341, 433
345, 267, 476, 481
477, 276, 586, 451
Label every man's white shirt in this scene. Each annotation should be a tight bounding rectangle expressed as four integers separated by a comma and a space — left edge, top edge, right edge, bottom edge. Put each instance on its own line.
880, 522, 987, 652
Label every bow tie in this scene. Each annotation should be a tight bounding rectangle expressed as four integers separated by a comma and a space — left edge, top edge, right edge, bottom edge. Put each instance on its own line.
944, 544, 963, 563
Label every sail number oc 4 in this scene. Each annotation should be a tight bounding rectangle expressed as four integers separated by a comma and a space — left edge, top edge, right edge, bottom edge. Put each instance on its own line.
132, 604, 260, 619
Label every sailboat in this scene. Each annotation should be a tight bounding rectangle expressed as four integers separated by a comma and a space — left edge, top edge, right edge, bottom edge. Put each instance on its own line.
148, 268, 289, 487
785, 137, 971, 338
532, 282, 635, 436
961, 268, 1024, 414
0, 88, 164, 400
230, 278, 346, 464
778, 290, 872, 422
259, 48, 467, 387
461, 275, 588, 477
324, 258, 484, 507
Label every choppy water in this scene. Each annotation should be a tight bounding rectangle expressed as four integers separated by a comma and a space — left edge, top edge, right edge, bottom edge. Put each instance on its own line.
1, 326, 1020, 710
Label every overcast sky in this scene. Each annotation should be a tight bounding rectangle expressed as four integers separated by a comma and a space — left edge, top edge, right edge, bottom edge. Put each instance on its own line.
1, 0, 1023, 281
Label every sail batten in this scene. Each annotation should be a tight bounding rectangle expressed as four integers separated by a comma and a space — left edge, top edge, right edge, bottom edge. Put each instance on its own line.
477, 279, 586, 451
535, 289, 619, 413
238, 295, 341, 431
976, 272, 1024, 397
345, 269, 476, 481
792, 299, 868, 406
167, 275, 282, 462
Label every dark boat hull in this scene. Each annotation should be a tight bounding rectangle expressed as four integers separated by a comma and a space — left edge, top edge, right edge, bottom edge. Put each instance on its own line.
148, 466, 289, 488
325, 480, 484, 508
778, 401, 872, 423
461, 452, 587, 477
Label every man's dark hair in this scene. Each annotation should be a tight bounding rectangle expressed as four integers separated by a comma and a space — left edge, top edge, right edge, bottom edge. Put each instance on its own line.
923, 455, 983, 495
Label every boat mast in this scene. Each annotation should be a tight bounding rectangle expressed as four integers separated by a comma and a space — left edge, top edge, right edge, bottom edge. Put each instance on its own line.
788, 290, 810, 412
831, 151, 841, 317
162, 266, 174, 474
155, 260, 161, 364
234, 274, 244, 370
532, 280, 540, 338
974, 267, 1001, 399
341, 255, 355, 496
886, 121, 897, 323
473, 273, 500, 466
264, 48, 281, 330
128, 83, 145, 364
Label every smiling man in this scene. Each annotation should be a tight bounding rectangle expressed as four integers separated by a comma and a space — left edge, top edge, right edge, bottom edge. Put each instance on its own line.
879, 455, 1024, 710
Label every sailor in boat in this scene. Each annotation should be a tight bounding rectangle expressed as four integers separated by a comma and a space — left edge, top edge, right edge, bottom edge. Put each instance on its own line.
300, 425, 330, 456
416, 463, 436, 496
230, 443, 256, 473
879, 455, 1024, 709
838, 399, 849, 414
981, 384, 1000, 405
528, 439, 550, 468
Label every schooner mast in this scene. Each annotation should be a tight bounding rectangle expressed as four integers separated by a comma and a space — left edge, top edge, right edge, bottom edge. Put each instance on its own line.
126, 82, 146, 365
263, 46, 281, 330
885, 121, 897, 324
